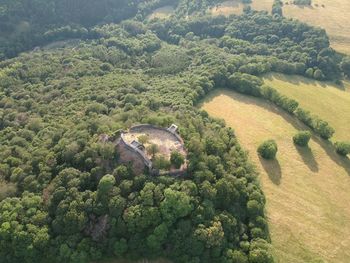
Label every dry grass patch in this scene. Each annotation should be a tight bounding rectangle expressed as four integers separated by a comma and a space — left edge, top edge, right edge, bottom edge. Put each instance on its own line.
200, 89, 350, 263
263, 73, 350, 142
210, 0, 273, 15
211, 0, 350, 54
147, 6, 175, 20
282, 0, 350, 55
210, 0, 245, 16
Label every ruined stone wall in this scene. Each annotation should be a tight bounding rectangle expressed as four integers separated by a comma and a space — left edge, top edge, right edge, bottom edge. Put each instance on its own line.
116, 138, 149, 175
129, 124, 184, 145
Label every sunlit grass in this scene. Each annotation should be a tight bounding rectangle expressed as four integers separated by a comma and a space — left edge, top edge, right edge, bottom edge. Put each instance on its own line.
263, 73, 350, 142
210, 0, 350, 54
147, 6, 175, 20
200, 89, 350, 263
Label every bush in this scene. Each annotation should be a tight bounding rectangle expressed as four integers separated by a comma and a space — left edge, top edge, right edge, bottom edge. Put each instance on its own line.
335, 142, 350, 156
293, 131, 311, 147
170, 151, 185, 169
257, 140, 278, 159
294, 108, 334, 140
313, 119, 334, 140
294, 0, 312, 5
153, 155, 171, 170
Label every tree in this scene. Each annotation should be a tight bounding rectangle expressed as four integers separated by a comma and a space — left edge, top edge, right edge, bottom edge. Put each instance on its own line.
272, 0, 283, 16
194, 220, 225, 248
153, 155, 171, 170
138, 134, 149, 144
257, 140, 278, 159
313, 69, 324, 80
98, 174, 116, 196
113, 238, 128, 257
334, 142, 350, 156
147, 144, 159, 159
305, 68, 314, 78
170, 151, 185, 169
314, 119, 334, 140
293, 131, 312, 147
249, 239, 274, 263
340, 57, 350, 77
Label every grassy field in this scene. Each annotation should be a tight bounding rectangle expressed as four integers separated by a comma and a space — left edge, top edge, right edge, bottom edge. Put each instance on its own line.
210, 0, 273, 15
200, 89, 350, 263
147, 6, 175, 20
263, 73, 350, 142
282, 0, 350, 55
210, 0, 350, 54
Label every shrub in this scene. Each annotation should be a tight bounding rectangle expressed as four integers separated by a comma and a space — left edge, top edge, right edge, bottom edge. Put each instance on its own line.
340, 57, 350, 77
138, 135, 149, 144
293, 131, 311, 147
313, 119, 335, 140
335, 142, 350, 156
170, 151, 185, 169
257, 140, 278, 159
153, 155, 171, 170
294, 0, 311, 5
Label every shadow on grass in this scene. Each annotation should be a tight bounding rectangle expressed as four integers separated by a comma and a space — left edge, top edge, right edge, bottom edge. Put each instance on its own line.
313, 136, 350, 176
295, 145, 319, 172
259, 156, 282, 185
200, 89, 350, 176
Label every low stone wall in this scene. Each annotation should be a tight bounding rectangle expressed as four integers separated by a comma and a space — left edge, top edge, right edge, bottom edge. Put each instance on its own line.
116, 124, 187, 177
129, 124, 185, 145
119, 135, 152, 169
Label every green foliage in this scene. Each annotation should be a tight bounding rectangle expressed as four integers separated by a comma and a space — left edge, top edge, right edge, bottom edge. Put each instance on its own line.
147, 144, 160, 159
170, 151, 185, 169
1, 3, 344, 262
293, 131, 312, 147
228, 73, 263, 97
294, 0, 312, 5
249, 239, 274, 263
153, 155, 171, 170
257, 140, 278, 160
334, 142, 350, 156
261, 85, 299, 113
294, 108, 335, 140
272, 0, 283, 16
138, 135, 149, 144
340, 57, 350, 78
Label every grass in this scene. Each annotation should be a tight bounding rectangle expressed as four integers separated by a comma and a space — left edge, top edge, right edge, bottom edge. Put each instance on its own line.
263, 73, 350, 142
282, 0, 350, 55
210, 0, 350, 54
147, 6, 175, 20
200, 89, 350, 263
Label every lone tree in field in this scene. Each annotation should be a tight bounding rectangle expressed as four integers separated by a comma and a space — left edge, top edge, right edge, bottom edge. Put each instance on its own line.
170, 151, 185, 169
257, 140, 278, 160
293, 131, 312, 147
335, 142, 350, 156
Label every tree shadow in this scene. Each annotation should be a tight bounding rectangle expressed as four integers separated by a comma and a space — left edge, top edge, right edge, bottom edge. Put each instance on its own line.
201, 89, 350, 177
259, 156, 282, 185
295, 145, 319, 172
313, 136, 350, 176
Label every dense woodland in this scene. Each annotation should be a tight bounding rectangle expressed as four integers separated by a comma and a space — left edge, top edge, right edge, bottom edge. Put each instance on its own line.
0, 0, 349, 263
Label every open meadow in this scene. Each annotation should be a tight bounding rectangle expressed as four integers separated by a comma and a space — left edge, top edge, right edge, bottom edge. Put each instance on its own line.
210, 0, 350, 54
201, 89, 350, 262
263, 73, 350, 142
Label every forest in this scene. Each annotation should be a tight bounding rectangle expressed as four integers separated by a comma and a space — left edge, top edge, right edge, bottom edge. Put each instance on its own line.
0, 0, 349, 263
